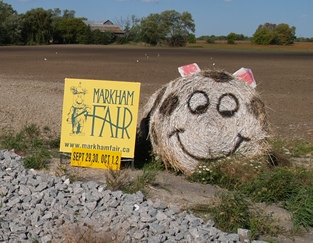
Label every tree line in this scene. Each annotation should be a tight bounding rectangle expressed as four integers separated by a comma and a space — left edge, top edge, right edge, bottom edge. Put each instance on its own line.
0, 1, 195, 46
0, 0, 306, 47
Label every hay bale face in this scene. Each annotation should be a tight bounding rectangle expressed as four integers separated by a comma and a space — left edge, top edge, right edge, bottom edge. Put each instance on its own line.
141, 69, 269, 175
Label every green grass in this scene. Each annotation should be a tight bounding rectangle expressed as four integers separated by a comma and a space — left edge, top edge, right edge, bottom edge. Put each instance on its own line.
285, 185, 313, 230
1, 125, 312, 240
0, 123, 59, 170
190, 191, 282, 240
270, 138, 313, 158
188, 138, 313, 237
125, 160, 164, 195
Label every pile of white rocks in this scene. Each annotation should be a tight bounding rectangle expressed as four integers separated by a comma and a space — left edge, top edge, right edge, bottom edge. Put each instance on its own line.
0, 149, 266, 242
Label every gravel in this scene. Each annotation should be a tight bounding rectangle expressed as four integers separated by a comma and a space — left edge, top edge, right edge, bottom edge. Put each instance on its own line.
0, 149, 267, 243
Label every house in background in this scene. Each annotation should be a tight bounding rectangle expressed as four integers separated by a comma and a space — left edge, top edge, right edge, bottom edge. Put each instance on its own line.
83, 20, 125, 37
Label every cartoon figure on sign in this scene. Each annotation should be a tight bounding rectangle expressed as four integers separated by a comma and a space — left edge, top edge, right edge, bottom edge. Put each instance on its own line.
67, 82, 90, 135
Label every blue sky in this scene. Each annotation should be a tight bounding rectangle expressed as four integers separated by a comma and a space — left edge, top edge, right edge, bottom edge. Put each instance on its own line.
4, 0, 313, 38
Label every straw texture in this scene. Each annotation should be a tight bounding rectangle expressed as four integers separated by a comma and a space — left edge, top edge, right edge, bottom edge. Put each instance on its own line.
140, 69, 269, 175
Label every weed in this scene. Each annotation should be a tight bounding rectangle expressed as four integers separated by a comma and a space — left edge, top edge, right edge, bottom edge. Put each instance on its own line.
0, 123, 60, 170
105, 168, 131, 191
126, 161, 164, 194
285, 185, 313, 230
206, 191, 281, 240
188, 137, 313, 237
105, 160, 164, 195
209, 191, 250, 232
23, 150, 51, 170
242, 166, 313, 205
270, 138, 313, 158
189, 155, 268, 190
241, 167, 300, 204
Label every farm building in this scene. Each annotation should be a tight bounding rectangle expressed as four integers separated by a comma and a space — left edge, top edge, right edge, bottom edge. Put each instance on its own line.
83, 20, 125, 37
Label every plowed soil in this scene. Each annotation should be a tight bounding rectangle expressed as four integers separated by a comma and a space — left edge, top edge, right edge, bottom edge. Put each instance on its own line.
0, 44, 313, 242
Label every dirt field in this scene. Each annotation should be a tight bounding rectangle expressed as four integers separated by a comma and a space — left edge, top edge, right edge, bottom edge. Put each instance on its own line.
1, 45, 313, 242
1, 45, 312, 141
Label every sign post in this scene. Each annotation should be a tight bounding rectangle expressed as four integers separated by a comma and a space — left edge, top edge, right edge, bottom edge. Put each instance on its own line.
60, 78, 141, 170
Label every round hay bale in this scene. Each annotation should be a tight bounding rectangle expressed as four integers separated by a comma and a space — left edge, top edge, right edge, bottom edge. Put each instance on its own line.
140, 69, 269, 175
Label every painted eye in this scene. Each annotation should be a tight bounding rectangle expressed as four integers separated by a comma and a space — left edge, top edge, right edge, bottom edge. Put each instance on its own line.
188, 91, 210, 114
159, 93, 179, 116
217, 93, 239, 117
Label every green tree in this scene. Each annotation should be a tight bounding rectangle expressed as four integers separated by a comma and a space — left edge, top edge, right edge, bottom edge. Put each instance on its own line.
188, 33, 196, 43
21, 8, 52, 45
227, 32, 236, 44
48, 8, 78, 44
141, 10, 195, 46
141, 13, 164, 45
56, 18, 87, 44
0, 0, 16, 22
115, 15, 141, 44
90, 29, 115, 45
62, 9, 76, 19
83, 25, 93, 44
252, 22, 295, 45
2, 14, 24, 44
160, 10, 195, 47
0, 0, 18, 44
252, 24, 275, 45
274, 23, 296, 45
48, 8, 63, 43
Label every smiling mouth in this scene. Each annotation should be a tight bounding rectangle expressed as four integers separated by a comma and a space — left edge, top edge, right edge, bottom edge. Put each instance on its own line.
169, 129, 251, 160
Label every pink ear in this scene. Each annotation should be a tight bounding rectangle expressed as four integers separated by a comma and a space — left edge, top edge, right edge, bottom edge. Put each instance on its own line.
178, 63, 201, 77
233, 67, 257, 88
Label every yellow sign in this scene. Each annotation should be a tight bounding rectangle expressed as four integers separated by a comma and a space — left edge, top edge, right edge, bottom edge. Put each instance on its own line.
60, 78, 141, 158
71, 148, 121, 170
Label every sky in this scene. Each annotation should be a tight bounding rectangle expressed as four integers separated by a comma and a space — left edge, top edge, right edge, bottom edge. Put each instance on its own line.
4, 0, 313, 38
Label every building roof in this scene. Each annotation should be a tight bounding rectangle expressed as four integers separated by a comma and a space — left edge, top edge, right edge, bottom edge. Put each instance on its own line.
84, 20, 125, 35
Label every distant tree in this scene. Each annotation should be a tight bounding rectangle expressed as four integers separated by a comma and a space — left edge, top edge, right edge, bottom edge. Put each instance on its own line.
296, 37, 313, 42
141, 10, 195, 46
141, 13, 164, 45
2, 14, 24, 44
206, 36, 215, 44
227, 32, 236, 44
83, 25, 93, 44
91, 29, 103, 44
188, 33, 196, 43
274, 23, 296, 45
91, 29, 115, 45
21, 8, 52, 45
115, 15, 141, 43
49, 8, 62, 17
48, 8, 63, 43
0, 0, 18, 44
62, 9, 75, 19
160, 10, 195, 46
48, 8, 79, 43
56, 18, 87, 44
0, 0, 16, 22
252, 24, 275, 45
252, 22, 295, 45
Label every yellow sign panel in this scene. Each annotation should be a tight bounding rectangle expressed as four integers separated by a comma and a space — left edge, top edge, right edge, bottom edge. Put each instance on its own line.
60, 78, 141, 158
71, 148, 121, 170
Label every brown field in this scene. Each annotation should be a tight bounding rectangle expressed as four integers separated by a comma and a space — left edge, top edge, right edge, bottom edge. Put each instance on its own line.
189, 40, 313, 51
1, 44, 312, 142
0, 44, 313, 242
